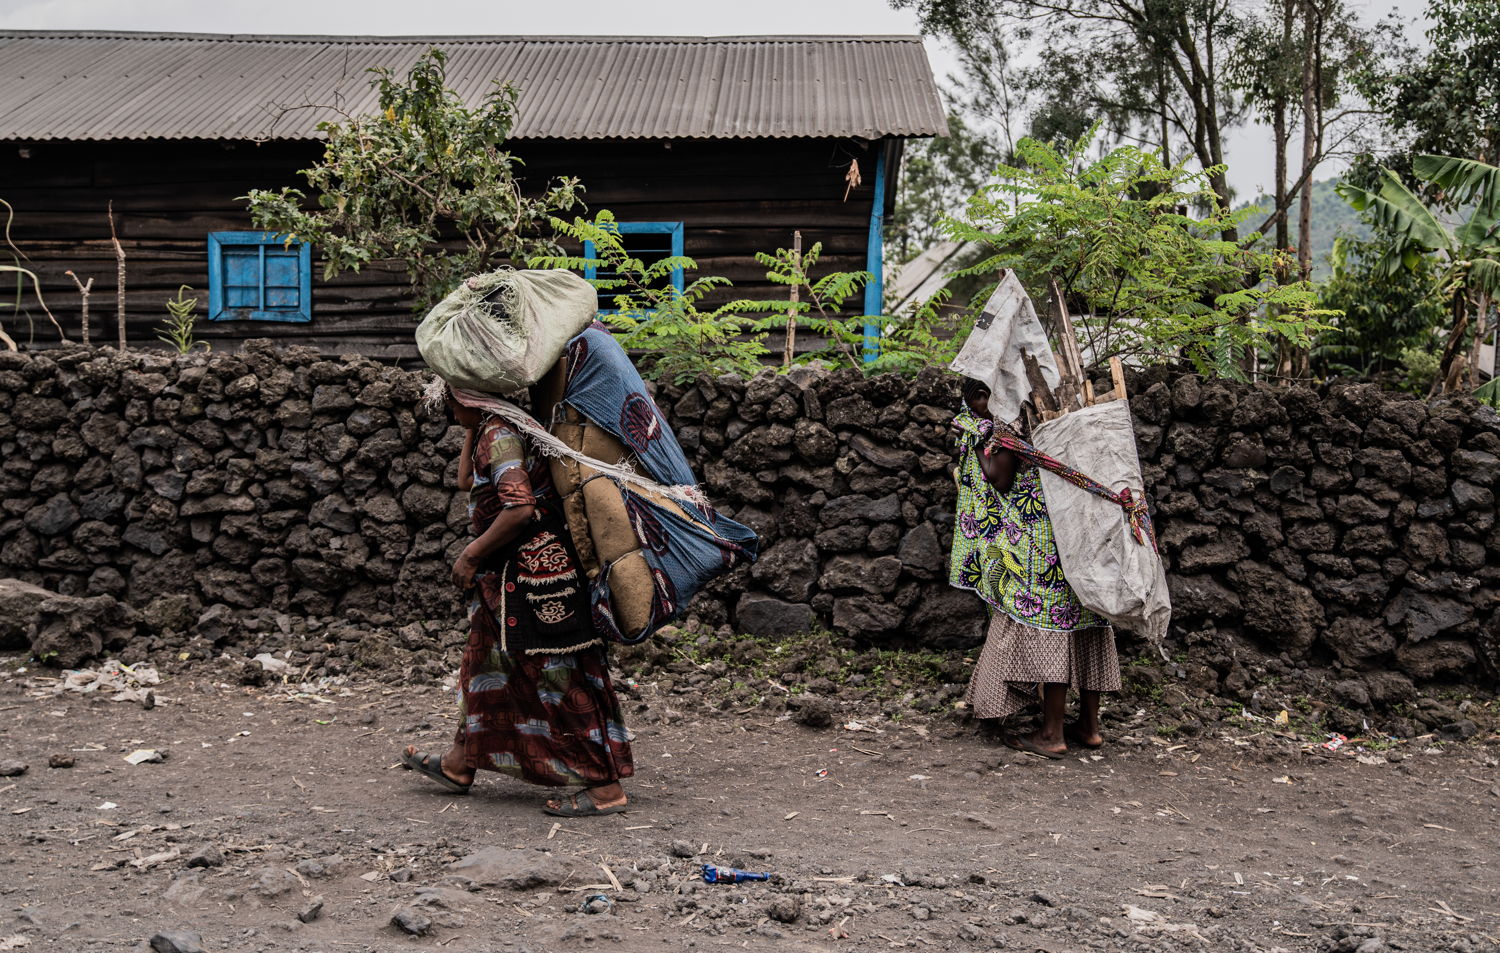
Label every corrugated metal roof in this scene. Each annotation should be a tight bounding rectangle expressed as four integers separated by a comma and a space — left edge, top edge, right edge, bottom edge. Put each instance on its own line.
0, 31, 947, 141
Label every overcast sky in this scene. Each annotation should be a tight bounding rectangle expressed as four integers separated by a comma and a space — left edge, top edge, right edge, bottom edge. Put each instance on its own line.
1, 0, 1431, 199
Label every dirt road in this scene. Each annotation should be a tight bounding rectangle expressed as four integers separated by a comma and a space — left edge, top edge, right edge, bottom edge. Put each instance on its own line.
1, 658, 1497, 953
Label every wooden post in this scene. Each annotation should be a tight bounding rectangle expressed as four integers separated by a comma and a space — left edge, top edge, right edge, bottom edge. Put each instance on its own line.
1110, 356, 1127, 401
107, 202, 126, 351
1021, 350, 1059, 421
783, 230, 802, 367
66, 271, 93, 346
1047, 280, 1088, 414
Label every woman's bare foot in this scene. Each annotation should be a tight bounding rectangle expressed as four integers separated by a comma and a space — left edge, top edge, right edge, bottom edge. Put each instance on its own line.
1003, 731, 1067, 759
1064, 722, 1105, 749
402, 744, 475, 787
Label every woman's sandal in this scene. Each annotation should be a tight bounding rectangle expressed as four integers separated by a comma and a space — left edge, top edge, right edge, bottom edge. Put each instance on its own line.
1002, 733, 1066, 761
543, 789, 628, 818
1064, 724, 1105, 750
400, 749, 473, 795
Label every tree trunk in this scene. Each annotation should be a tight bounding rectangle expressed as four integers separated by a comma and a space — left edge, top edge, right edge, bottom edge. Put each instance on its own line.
1274, 0, 1294, 259
1467, 293, 1491, 390
1435, 291, 1471, 395
1271, 0, 1294, 380
1296, 0, 1319, 284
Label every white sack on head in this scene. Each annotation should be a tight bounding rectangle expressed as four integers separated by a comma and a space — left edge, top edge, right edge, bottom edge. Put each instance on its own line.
417, 268, 598, 394
1030, 400, 1171, 644
948, 270, 1059, 422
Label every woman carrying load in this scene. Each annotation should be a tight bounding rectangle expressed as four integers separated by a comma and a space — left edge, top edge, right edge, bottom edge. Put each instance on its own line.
950, 377, 1121, 759
401, 382, 633, 816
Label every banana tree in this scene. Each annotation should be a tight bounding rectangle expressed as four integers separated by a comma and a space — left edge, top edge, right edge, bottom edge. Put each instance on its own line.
1337, 154, 1500, 392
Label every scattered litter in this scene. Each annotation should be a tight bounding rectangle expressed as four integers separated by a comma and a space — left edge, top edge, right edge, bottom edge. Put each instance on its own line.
783, 812, 800, 820
50, 661, 161, 705
124, 749, 165, 766
580, 893, 613, 915
1431, 899, 1472, 922
702, 864, 770, 884
253, 653, 290, 674
96, 801, 118, 810
1136, 885, 1181, 900
1321, 733, 1348, 751
599, 863, 624, 892
1272, 776, 1293, 785
130, 847, 180, 869
1356, 754, 1387, 766
1273, 710, 1290, 727
1124, 905, 1163, 923
880, 873, 905, 886
907, 774, 931, 782
814, 769, 828, 779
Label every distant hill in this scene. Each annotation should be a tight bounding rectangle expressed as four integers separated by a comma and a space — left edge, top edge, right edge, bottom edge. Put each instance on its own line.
1235, 178, 1370, 279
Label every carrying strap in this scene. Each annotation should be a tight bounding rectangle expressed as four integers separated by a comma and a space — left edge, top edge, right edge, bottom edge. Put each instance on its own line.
986, 429, 1158, 552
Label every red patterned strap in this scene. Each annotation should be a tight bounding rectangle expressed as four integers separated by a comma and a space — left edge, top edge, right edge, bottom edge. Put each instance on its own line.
988, 430, 1158, 551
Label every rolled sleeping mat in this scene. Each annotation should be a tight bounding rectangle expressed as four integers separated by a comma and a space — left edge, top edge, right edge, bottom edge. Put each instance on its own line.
544, 404, 655, 636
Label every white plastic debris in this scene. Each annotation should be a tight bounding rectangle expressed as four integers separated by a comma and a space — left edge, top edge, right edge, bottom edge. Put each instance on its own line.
124, 749, 165, 766
253, 653, 290, 674
53, 660, 161, 704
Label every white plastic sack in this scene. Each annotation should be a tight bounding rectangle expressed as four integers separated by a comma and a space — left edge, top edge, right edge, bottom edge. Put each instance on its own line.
1031, 400, 1171, 643
949, 270, 1059, 423
416, 268, 597, 394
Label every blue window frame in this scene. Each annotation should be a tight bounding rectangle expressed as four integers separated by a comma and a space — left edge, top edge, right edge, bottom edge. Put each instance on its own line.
583, 221, 684, 312
207, 231, 312, 323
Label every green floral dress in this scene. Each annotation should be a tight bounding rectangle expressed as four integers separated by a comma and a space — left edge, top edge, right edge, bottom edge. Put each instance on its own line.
949, 410, 1103, 632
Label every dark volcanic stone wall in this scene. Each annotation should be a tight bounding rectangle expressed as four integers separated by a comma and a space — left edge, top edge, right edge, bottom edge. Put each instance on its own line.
1, 344, 1498, 699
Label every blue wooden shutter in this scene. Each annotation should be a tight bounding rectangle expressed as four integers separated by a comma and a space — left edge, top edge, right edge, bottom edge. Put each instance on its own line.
208, 232, 313, 322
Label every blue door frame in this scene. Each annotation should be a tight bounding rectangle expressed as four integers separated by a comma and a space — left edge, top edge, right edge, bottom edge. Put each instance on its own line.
861, 145, 887, 362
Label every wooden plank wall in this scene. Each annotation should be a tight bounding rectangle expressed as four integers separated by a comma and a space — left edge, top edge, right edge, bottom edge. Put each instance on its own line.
0, 137, 886, 359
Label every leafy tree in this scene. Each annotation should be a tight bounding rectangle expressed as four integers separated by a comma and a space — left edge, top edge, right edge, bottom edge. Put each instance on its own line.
892, 0, 1250, 230
245, 49, 582, 309
1312, 233, 1446, 378
1337, 154, 1500, 391
755, 242, 969, 374
533, 211, 769, 384
945, 129, 1331, 378
1229, 0, 1370, 282
888, 111, 1001, 263
755, 242, 872, 369
866, 289, 971, 374
1359, 0, 1500, 168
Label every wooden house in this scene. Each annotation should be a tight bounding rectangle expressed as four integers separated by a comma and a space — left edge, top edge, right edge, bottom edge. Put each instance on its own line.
0, 31, 945, 357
